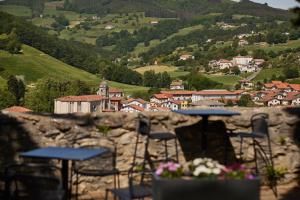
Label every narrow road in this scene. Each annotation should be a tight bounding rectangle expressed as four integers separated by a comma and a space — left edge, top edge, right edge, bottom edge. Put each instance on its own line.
245, 68, 262, 81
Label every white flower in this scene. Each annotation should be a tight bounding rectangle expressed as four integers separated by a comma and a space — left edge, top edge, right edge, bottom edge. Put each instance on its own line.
193, 158, 203, 166
212, 168, 221, 175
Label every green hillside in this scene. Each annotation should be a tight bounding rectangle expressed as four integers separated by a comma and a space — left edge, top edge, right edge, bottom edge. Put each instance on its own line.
0, 44, 100, 84
0, 44, 149, 93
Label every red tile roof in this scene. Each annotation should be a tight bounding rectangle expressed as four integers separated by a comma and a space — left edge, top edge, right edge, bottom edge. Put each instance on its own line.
153, 94, 173, 99
160, 91, 193, 95
56, 95, 107, 102
2, 106, 32, 113
289, 84, 300, 91
128, 104, 144, 112
193, 90, 238, 95
283, 92, 300, 101
126, 98, 147, 104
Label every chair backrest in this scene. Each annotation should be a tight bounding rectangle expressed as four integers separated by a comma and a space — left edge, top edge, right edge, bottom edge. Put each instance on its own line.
73, 146, 117, 173
251, 113, 269, 136
5, 163, 63, 200
137, 113, 151, 136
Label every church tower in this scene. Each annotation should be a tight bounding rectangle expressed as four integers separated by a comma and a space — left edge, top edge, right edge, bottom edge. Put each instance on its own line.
97, 80, 109, 97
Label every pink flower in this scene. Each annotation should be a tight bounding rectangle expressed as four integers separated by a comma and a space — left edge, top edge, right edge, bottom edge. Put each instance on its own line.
156, 168, 164, 176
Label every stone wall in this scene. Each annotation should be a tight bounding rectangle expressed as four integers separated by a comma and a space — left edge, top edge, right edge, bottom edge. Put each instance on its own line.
1, 107, 300, 198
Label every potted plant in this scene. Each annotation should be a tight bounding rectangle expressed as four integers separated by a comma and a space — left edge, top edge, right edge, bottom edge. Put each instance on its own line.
152, 158, 260, 200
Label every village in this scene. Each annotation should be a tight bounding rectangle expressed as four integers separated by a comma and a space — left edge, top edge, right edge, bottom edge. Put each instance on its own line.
48, 78, 300, 114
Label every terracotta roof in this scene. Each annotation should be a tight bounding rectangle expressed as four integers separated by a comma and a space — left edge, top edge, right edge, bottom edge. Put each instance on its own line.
160, 91, 193, 95
193, 90, 238, 95
264, 83, 274, 88
127, 98, 147, 104
276, 83, 290, 89
259, 94, 277, 102
283, 92, 300, 101
153, 94, 173, 99
109, 88, 123, 93
2, 106, 32, 113
56, 95, 107, 102
128, 104, 144, 112
289, 84, 300, 91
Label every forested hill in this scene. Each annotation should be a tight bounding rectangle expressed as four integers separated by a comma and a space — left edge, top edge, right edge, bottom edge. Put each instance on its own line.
0, 11, 144, 85
1, 0, 292, 19
65, 0, 291, 19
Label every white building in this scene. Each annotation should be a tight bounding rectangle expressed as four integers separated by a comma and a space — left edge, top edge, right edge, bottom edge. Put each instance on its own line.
170, 80, 184, 90
179, 54, 195, 61
54, 95, 108, 114
121, 104, 144, 113
192, 90, 242, 102
232, 56, 253, 66
161, 100, 182, 110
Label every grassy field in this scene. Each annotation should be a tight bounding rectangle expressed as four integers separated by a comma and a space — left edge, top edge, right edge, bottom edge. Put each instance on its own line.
134, 65, 178, 74
244, 39, 300, 53
0, 5, 31, 17
132, 24, 203, 56
0, 45, 100, 84
108, 81, 149, 93
254, 68, 284, 82
205, 74, 241, 87
0, 45, 148, 93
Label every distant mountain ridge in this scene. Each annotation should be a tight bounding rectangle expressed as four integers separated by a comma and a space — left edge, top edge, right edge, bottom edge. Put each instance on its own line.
66, 0, 291, 19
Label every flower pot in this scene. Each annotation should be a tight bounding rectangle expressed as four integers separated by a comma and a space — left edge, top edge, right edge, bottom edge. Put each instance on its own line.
152, 174, 260, 200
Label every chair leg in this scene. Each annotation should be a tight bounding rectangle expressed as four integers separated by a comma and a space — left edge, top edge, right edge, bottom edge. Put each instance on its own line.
105, 189, 109, 200
164, 140, 168, 161
253, 138, 259, 174
174, 138, 179, 162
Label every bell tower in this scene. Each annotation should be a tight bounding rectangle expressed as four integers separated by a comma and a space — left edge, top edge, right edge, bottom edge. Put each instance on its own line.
97, 80, 109, 97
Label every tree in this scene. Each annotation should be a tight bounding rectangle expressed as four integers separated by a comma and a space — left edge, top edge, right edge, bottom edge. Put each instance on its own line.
283, 67, 299, 79
159, 72, 171, 88
143, 70, 157, 87
0, 88, 16, 109
7, 76, 25, 105
25, 78, 91, 112
6, 29, 21, 54
266, 32, 288, 44
238, 94, 254, 107
292, 1, 300, 26
232, 66, 241, 75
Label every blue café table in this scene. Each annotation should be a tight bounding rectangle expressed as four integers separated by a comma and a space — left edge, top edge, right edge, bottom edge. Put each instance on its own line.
20, 147, 108, 200
173, 109, 241, 154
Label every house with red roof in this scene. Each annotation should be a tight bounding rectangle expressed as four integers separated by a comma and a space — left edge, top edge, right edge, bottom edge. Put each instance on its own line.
160, 91, 193, 101
121, 104, 145, 113
108, 88, 124, 98
122, 98, 150, 110
263, 81, 295, 92
54, 95, 108, 114
161, 100, 183, 110
2, 106, 32, 113
282, 92, 300, 106
150, 93, 173, 104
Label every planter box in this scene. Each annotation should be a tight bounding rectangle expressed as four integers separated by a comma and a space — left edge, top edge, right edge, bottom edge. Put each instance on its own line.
152, 175, 260, 200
